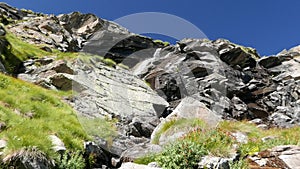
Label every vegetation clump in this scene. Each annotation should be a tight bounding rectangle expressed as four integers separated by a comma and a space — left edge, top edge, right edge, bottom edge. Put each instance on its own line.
154, 39, 170, 47
136, 120, 300, 168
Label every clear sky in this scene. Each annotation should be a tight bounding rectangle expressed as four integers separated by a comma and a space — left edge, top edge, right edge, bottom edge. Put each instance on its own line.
2, 0, 300, 56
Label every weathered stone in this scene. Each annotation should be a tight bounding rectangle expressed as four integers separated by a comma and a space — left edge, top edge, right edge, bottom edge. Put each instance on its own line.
120, 143, 162, 163
119, 162, 162, 169
48, 135, 66, 152
49, 73, 73, 91
0, 139, 7, 149
231, 132, 248, 144
84, 141, 113, 168
258, 56, 282, 68
198, 155, 236, 169
3, 147, 55, 169
249, 145, 300, 169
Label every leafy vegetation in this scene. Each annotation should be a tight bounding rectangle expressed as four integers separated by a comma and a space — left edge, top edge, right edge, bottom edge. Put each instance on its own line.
157, 140, 206, 169
54, 150, 86, 169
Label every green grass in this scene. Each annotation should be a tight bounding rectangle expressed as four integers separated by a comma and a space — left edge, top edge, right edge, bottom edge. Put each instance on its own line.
137, 120, 300, 168
0, 73, 89, 158
219, 121, 300, 157
1, 29, 51, 73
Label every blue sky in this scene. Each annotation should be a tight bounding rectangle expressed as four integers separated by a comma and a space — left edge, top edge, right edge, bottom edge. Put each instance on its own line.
2, 0, 300, 56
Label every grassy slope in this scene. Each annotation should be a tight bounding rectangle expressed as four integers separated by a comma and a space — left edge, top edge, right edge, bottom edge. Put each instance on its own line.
0, 74, 88, 157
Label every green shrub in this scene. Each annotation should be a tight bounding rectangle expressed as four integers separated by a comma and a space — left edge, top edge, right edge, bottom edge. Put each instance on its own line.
156, 140, 206, 169
54, 150, 85, 169
0, 75, 10, 89
229, 158, 248, 169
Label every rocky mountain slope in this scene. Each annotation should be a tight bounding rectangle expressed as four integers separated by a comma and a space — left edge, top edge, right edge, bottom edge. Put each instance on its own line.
0, 3, 300, 169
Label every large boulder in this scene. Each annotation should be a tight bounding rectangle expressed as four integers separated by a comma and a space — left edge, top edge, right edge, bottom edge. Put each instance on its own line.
151, 97, 221, 145
119, 162, 162, 169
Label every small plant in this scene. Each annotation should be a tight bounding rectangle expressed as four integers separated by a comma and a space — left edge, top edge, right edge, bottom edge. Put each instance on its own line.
154, 39, 170, 47
0, 75, 10, 89
102, 58, 116, 67
229, 158, 249, 169
54, 150, 86, 169
156, 140, 206, 169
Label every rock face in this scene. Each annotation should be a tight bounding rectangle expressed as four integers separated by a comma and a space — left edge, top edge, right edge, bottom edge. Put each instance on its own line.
132, 38, 300, 128
70, 58, 169, 160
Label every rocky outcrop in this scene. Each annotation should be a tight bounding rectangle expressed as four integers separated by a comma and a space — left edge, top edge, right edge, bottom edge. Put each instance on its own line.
17, 55, 169, 167
249, 145, 300, 169
0, 3, 42, 24
71, 57, 169, 157
7, 14, 90, 52
132, 38, 300, 128
5, 5, 163, 55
